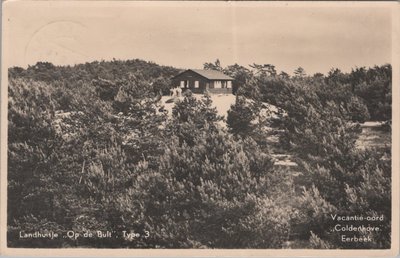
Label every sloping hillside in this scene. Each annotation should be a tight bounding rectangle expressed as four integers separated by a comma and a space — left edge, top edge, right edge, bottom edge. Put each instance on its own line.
160, 93, 280, 122
160, 94, 235, 121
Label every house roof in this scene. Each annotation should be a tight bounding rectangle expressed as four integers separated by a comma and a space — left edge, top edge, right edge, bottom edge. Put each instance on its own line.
173, 69, 234, 81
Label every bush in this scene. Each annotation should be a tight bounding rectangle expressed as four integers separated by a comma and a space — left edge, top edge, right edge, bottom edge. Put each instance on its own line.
227, 95, 256, 137
127, 127, 289, 248
346, 96, 370, 123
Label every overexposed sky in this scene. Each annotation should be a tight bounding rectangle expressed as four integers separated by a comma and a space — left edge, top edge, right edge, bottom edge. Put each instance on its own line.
3, 1, 393, 75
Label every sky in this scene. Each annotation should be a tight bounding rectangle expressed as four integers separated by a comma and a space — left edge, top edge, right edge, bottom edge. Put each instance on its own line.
3, 1, 394, 75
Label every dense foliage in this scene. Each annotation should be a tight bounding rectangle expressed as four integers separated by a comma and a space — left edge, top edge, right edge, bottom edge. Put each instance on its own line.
225, 62, 391, 249
8, 59, 391, 249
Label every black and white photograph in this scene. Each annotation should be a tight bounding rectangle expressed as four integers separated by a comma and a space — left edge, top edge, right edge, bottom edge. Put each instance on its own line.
1, 1, 398, 256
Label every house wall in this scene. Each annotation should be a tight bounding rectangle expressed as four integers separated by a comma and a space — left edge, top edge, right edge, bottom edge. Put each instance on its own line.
172, 70, 208, 92
210, 81, 232, 89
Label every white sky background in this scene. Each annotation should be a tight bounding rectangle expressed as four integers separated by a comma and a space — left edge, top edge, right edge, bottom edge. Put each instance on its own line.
3, 1, 393, 75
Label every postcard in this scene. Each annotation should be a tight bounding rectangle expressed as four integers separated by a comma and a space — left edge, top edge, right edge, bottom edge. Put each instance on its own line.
1, 1, 399, 257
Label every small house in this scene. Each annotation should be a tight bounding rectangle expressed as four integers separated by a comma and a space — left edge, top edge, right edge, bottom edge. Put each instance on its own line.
172, 69, 234, 94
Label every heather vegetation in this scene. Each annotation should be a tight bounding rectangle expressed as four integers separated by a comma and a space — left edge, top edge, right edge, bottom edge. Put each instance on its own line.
8, 59, 391, 248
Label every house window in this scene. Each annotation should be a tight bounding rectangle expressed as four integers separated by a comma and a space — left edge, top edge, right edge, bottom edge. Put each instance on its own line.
194, 81, 199, 88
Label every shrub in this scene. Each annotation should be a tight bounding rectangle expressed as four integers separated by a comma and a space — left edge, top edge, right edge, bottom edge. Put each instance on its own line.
346, 96, 370, 123
227, 95, 256, 137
